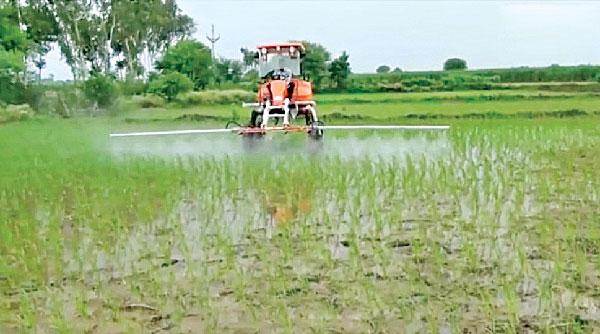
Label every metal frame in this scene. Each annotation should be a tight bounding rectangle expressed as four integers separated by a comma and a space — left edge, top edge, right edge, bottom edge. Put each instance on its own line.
110, 125, 450, 137
243, 100, 318, 128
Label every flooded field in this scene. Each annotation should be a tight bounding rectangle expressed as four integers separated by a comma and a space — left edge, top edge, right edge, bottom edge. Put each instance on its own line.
1, 119, 600, 332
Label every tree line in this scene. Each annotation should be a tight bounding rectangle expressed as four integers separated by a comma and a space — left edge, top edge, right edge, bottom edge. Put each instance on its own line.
1, 0, 353, 86
1, 0, 194, 105
1, 0, 352, 108
13, 0, 193, 80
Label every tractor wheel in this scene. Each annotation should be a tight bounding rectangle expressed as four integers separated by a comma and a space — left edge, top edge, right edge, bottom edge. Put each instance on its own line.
256, 114, 263, 127
308, 120, 324, 140
250, 110, 262, 127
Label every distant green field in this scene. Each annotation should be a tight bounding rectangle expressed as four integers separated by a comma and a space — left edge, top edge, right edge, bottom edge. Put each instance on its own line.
350, 65, 600, 84
321, 96, 600, 119
121, 90, 600, 122
316, 89, 598, 102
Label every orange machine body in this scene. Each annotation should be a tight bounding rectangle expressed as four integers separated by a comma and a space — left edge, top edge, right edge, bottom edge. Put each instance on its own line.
257, 78, 313, 106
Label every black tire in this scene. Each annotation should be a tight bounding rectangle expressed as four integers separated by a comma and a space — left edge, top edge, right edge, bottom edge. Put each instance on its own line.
308, 120, 324, 140
250, 110, 262, 127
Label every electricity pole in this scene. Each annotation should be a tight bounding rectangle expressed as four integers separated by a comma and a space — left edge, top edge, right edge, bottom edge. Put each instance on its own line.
206, 24, 220, 60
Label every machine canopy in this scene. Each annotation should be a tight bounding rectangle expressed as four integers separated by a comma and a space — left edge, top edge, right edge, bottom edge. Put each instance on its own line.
259, 54, 301, 78
257, 44, 304, 78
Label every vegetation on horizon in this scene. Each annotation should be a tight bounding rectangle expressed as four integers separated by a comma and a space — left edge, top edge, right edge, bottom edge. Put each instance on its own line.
443, 58, 468, 71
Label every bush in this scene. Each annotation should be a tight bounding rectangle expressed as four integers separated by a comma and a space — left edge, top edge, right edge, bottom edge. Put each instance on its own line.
243, 69, 259, 82
37, 86, 87, 117
155, 40, 213, 90
21, 84, 46, 111
444, 58, 467, 71
148, 72, 193, 101
175, 90, 255, 106
0, 104, 33, 123
82, 73, 119, 109
0, 75, 25, 105
131, 94, 166, 108
118, 79, 148, 96
376, 65, 391, 73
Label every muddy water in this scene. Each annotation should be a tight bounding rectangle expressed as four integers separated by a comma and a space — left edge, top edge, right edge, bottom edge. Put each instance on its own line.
61, 130, 467, 332
85, 131, 453, 281
109, 131, 451, 160
26, 125, 600, 332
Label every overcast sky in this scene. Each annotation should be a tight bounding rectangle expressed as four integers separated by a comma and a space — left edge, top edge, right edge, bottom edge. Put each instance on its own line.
43, 0, 600, 80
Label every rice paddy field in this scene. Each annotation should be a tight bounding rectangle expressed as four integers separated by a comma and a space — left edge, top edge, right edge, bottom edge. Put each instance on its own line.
121, 90, 600, 122
1, 92, 600, 333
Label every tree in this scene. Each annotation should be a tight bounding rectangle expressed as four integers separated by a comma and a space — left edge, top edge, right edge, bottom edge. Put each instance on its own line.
444, 58, 467, 71
240, 48, 258, 70
110, 0, 194, 79
148, 72, 193, 101
21, 0, 60, 77
155, 40, 213, 89
242, 69, 258, 82
329, 51, 350, 90
0, 4, 30, 55
33, 0, 108, 80
26, 0, 194, 80
0, 3, 31, 103
292, 41, 330, 89
33, 57, 46, 79
215, 58, 243, 84
376, 65, 390, 73
392, 67, 402, 73
82, 72, 118, 109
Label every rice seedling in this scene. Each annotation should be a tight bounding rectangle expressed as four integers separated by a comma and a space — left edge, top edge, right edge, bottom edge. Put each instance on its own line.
1, 117, 599, 332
